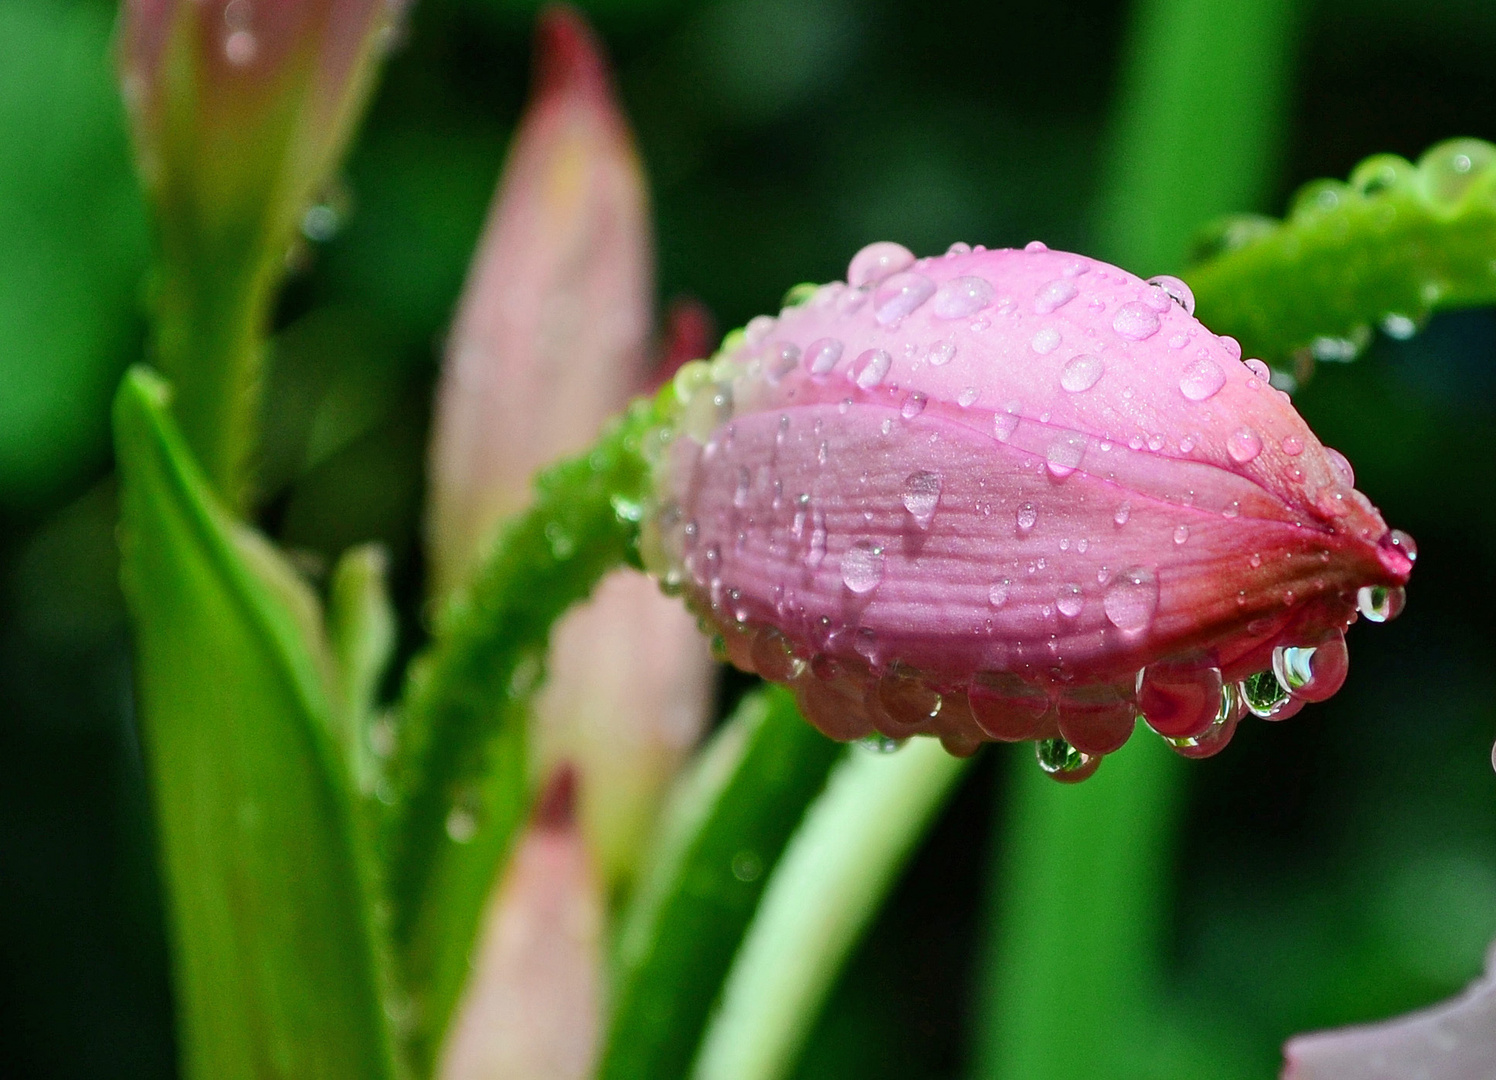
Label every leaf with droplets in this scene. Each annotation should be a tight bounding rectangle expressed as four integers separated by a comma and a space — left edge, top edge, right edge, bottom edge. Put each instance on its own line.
597, 686, 842, 1080
383, 390, 673, 1072
114, 367, 395, 1080
1185, 138, 1496, 374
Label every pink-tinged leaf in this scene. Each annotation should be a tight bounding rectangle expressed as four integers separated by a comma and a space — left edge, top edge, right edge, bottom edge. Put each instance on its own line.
1282, 943, 1496, 1079
642, 242, 1414, 767
438, 768, 604, 1080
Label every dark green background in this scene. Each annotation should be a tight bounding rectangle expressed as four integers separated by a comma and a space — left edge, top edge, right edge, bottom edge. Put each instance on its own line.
2, 0, 1493, 1075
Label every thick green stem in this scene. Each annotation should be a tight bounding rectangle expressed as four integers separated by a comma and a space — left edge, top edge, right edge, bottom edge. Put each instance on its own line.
975, 0, 1299, 1076
690, 738, 972, 1080
384, 392, 672, 1074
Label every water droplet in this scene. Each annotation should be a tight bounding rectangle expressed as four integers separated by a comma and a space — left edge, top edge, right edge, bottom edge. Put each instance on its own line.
933, 275, 994, 318
762, 342, 800, 384
1016, 503, 1038, 533
1357, 584, 1406, 622
928, 339, 956, 365
841, 540, 885, 594
1113, 302, 1161, 340
1179, 356, 1226, 401
1031, 327, 1062, 354
1035, 737, 1099, 781
1420, 138, 1496, 203
859, 734, 907, 753
958, 386, 979, 407
1104, 567, 1159, 632
1024, 240, 1049, 252
876, 664, 943, 725
806, 512, 827, 568
946, 241, 972, 255
1034, 279, 1079, 314
1147, 275, 1196, 315
1382, 528, 1417, 566
848, 241, 915, 287
902, 471, 942, 527
874, 271, 937, 325
989, 579, 1010, 607
1227, 427, 1262, 463
1173, 525, 1189, 545
1272, 630, 1349, 702
1325, 447, 1355, 486
1239, 670, 1297, 719
1060, 353, 1104, 392
1245, 358, 1271, 380
224, 29, 258, 66
1380, 312, 1418, 339
1218, 335, 1243, 361
1281, 435, 1304, 456
850, 348, 892, 389
733, 466, 751, 508
1114, 502, 1131, 526
1056, 584, 1084, 617
1046, 432, 1086, 478
1139, 660, 1223, 738
994, 410, 1019, 442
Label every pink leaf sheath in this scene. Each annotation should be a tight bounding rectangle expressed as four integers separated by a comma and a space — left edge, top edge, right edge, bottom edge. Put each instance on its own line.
642, 241, 1414, 768
1282, 941, 1496, 1079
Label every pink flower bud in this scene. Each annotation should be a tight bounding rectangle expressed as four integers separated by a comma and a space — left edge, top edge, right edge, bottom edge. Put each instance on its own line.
641, 242, 1414, 769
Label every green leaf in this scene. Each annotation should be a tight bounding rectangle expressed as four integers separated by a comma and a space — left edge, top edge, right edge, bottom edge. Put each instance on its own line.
327, 542, 398, 790
114, 367, 395, 1080
691, 736, 972, 1080
599, 686, 843, 1080
385, 392, 672, 1071
0, 1, 148, 504
1186, 138, 1496, 373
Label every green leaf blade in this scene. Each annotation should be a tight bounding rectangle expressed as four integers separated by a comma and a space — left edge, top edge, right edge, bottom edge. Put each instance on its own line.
599, 686, 843, 1080
115, 367, 394, 1080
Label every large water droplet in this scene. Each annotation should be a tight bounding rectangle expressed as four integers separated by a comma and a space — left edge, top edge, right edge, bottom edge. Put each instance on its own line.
958, 386, 979, 407
1034, 279, 1079, 314
1104, 567, 1159, 632
1035, 737, 1099, 782
1056, 583, 1084, 617
969, 672, 1051, 741
874, 271, 937, 325
928, 339, 956, 365
902, 470, 942, 527
750, 626, 806, 682
1239, 670, 1300, 720
1325, 447, 1355, 486
1046, 432, 1086, 478
1031, 327, 1061, 354
1165, 685, 1240, 758
1227, 427, 1262, 463
1357, 584, 1406, 622
1179, 356, 1226, 401
803, 337, 842, 379
1147, 275, 1196, 315
1245, 358, 1272, 380
841, 540, 885, 594
1139, 659, 1223, 738
1024, 240, 1049, 252
1272, 629, 1349, 702
1060, 353, 1104, 392
875, 664, 943, 727
933, 275, 994, 319
848, 241, 915, 287
1113, 302, 1161, 340
850, 348, 892, 389
1016, 503, 1038, 533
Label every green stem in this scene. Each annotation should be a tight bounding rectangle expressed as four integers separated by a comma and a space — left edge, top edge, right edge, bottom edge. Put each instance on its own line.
975, 0, 1299, 1076
690, 738, 972, 1080
383, 392, 671, 1074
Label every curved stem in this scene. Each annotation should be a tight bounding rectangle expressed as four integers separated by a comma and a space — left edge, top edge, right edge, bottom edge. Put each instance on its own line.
690, 738, 972, 1080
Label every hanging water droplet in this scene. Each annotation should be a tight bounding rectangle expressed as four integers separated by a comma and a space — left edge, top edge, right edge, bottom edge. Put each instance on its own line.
1227, 427, 1262, 463
1357, 584, 1406, 622
902, 470, 942, 527
848, 241, 915, 287
1034, 279, 1079, 314
1239, 670, 1294, 719
1056, 583, 1084, 617
1146, 275, 1196, 315
1035, 737, 1098, 781
1016, 503, 1038, 533
874, 271, 937, 325
1179, 356, 1226, 401
851, 348, 892, 389
1031, 327, 1062, 354
1060, 353, 1104, 392
1046, 432, 1086, 478
859, 734, 907, 753
989, 579, 1011, 607
933, 275, 994, 318
1103, 567, 1159, 632
901, 392, 928, 419
1112, 302, 1161, 340
841, 540, 885, 594
1272, 630, 1349, 702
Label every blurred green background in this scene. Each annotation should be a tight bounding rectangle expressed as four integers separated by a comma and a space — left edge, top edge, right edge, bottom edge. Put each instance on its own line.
2, 0, 1494, 1076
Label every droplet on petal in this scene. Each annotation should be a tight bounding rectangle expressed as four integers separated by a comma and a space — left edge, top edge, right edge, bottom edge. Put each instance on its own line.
1113, 302, 1161, 340
804, 337, 843, 379
1060, 353, 1104, 392
848, 241, 915, 287
1147, 274, 1196, 315
1179, 356, 1226, 401
1104, 567, 1159, 632
874, 271, 936, 325
841, 540, 886, 594
1034, 279, 1079, 314
934, 275, 995, 319
902, 470, 942, 527
1227, 427, 1262, 463
850, 348, 892, 389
